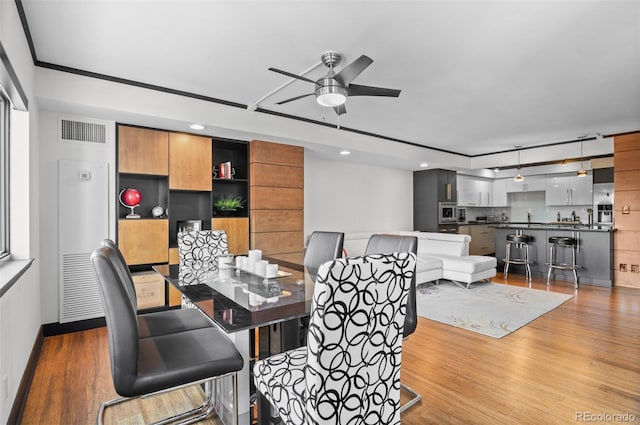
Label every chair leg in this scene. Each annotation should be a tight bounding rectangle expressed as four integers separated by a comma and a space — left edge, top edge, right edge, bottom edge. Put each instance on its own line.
97, 375, 236, 425
399, 381, 422, 413
503, 242, 511, 279
546, 245, 554, 286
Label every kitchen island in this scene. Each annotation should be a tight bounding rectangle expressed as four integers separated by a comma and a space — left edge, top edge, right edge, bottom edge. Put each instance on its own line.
491, 223, 614, 287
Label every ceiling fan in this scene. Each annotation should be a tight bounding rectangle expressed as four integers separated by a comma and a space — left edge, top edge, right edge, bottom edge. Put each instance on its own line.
268, 51, 401, 116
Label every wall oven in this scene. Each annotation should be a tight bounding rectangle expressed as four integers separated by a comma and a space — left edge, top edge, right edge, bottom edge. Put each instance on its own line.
439, 202, 458, 224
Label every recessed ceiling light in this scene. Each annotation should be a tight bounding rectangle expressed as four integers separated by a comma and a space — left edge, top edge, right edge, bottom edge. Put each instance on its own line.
189, 123, 205, 130
340, 150, 351, 156
419, 162, 429, 168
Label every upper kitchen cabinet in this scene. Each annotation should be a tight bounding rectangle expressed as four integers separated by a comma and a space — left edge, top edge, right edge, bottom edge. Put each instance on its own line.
506, 175, 545, 192
545, 172, 593, 205
457, 175, 492, 206
414, 169, 456, 232
492, 178, 508, 207
169, 133, 212, 191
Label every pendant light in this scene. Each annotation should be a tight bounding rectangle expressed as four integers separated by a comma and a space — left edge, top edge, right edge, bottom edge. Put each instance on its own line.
577, 141, 587, 177
514, 146, 524, 182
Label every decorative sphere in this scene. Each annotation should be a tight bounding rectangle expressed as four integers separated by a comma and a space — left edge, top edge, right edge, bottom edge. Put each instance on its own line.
120, 188, 141, 207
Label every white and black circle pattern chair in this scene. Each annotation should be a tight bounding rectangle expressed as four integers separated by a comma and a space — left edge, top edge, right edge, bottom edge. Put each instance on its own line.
100, 239, 214, 338
177, 229, 229, 271
91, 245, 244, 425
178, 230, 229, 307
365, 234, 421, 413
253, 252, 416, 425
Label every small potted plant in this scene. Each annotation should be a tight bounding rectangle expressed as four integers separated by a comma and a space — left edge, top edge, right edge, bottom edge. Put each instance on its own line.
213, 194, 246, 216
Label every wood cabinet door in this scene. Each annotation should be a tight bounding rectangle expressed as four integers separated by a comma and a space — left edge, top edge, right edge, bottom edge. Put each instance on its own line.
169, 133, 212, 190
118, 126, 169, 175
118, 219, 169, 265
212, 217, 249, 255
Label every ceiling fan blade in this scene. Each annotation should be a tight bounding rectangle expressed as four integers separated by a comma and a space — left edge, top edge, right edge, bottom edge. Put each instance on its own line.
347, 83, 401, 97
268, 67, 318, 85
276, 93, 315, 105
333, 104, 347, 116
334, 55, 373, 86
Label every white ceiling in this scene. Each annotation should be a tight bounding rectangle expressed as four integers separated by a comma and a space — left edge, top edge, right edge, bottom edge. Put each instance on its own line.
20, 1, 640, 164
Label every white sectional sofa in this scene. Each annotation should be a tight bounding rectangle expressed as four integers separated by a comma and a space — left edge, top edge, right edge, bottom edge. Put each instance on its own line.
342, 231, 497, 289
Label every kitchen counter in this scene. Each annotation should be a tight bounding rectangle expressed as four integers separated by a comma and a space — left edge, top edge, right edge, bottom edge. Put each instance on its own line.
490, 222, 615, 232
493, 225, 613, 286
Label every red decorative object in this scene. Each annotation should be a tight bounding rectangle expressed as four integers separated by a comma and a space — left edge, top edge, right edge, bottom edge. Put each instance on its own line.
119, 188, 141, 218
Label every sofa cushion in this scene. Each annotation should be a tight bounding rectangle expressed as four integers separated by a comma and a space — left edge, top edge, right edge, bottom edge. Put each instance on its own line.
416, 254, 442, 273
437, 254, 497, 274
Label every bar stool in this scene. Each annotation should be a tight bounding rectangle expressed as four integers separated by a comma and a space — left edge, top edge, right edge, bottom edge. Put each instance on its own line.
546, 236, 580, 288
503, 233, 532, 281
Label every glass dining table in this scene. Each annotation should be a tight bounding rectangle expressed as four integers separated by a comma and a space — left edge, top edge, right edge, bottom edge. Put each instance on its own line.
153, 259, 316, 425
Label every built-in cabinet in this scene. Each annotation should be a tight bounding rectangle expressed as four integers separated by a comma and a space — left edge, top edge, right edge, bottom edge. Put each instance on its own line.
458, 225, 496, 255
492, 178, 508, 207
414, 169, 457, 232
545, 172, 593, 205
458, 175, 492, 207
250, 140, 304, 265
117, 124, 251, 308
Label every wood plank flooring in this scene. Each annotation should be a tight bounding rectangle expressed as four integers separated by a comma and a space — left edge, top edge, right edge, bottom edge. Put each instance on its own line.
20, 275, 640, 425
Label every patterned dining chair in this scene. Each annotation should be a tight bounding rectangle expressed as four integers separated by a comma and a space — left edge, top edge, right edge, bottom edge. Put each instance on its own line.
177, 230, 228, 306
253, 252, 416, 425
365, 234, 421, 412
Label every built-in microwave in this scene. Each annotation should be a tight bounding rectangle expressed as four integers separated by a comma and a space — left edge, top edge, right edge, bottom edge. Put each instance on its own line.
439, 202, 458, 224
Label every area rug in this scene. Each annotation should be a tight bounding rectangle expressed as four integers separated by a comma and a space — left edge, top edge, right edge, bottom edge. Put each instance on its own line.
416, 282, 574, 338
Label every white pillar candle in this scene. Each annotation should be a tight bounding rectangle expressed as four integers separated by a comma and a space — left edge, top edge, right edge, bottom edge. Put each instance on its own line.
266, 263, 279, 278
248, 249, 262, 262
255, 260, 268, 277
235, 256, 246, 269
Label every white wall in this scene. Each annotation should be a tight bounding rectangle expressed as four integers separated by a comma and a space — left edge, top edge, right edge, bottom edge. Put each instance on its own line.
0, 2, 40, 423
304, 155, 413, 236
38, 112, 116, 324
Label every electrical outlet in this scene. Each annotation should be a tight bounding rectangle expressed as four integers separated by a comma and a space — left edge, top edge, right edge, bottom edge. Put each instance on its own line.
619, 263, 627, 272
631, 265, 639, 273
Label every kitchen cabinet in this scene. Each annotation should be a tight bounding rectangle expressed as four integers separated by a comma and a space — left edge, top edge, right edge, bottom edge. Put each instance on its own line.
506, 175, 545, 192
414, 169, 457, 232
492, 178, 508, 207
458, 225, 495, 255
457, 175, 492, 207
545, 172, 593, 205
438, 169, 457, 202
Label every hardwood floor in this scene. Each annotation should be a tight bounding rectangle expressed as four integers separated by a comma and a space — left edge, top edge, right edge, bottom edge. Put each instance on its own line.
20, 275, 640, 425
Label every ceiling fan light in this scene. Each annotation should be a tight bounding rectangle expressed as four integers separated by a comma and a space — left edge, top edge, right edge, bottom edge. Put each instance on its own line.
316, 84, 347, 107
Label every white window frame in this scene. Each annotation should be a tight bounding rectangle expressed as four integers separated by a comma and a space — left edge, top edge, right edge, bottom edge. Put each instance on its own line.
0, 92, 8, 259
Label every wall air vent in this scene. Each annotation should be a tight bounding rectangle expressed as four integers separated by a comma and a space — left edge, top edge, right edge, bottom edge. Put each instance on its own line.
58, 116, 112, 144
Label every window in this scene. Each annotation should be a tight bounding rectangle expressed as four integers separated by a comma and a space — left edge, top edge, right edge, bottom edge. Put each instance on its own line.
0, 92, 8, 258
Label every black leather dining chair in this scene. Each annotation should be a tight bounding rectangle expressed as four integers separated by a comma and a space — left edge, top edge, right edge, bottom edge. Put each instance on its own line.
101, 239, 213, 338
91, 245, 244, 425
365, 233, 421, 413
303, 231, 345, 276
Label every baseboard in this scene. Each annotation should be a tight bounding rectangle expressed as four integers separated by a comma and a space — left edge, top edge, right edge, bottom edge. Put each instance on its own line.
42, 317, 106, 337
7, 327, 44, 425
